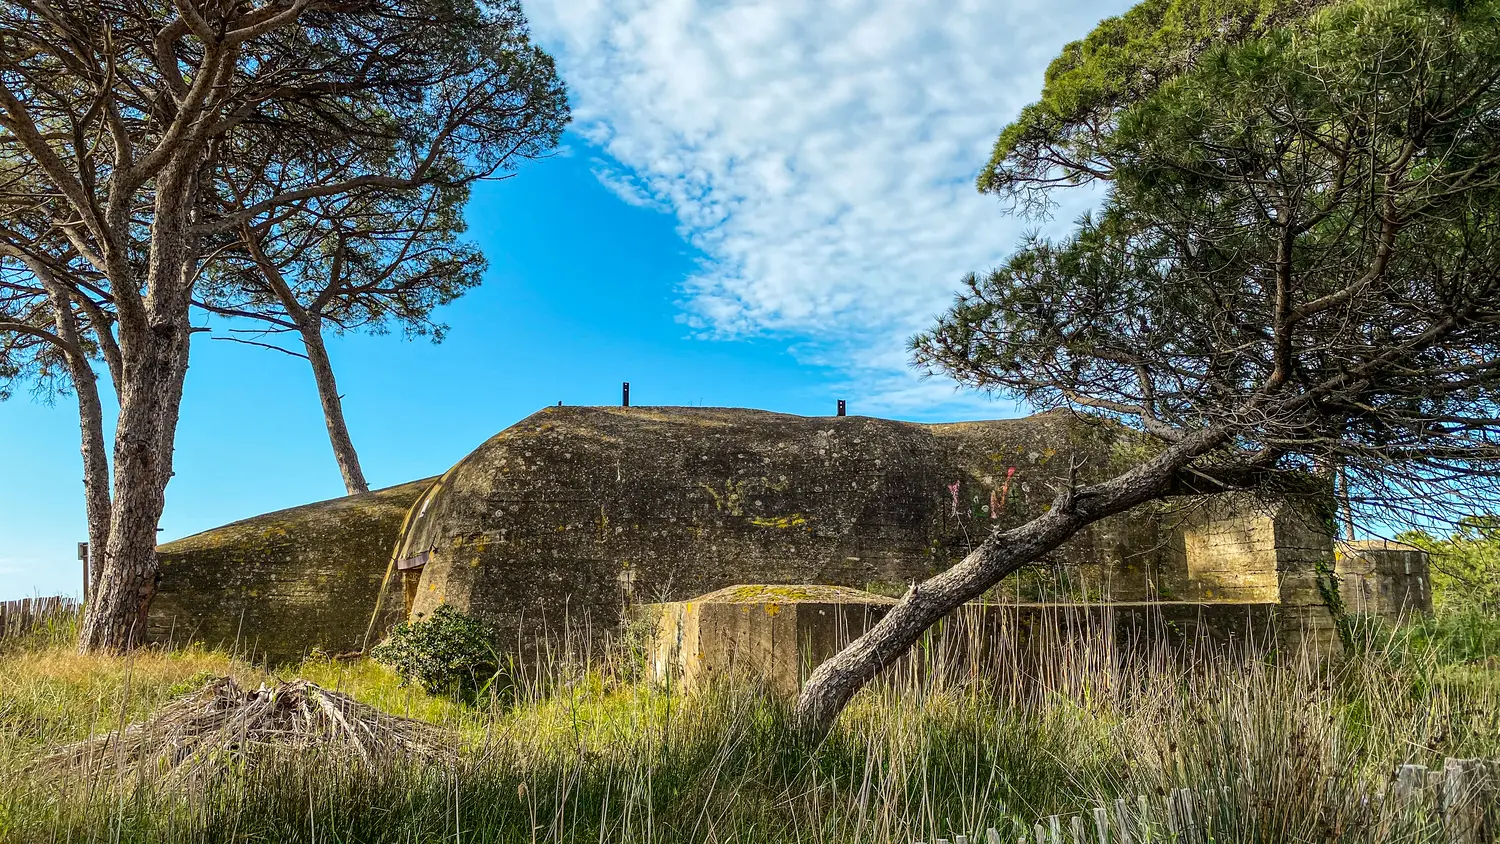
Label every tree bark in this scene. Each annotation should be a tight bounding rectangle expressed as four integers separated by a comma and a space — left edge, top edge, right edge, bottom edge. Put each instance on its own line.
77, 161, 198, 652
791, 424, 1231, 737
54, 296, 112, 597
77, 318, 190, 650
25, 264, 113, 597
300, 322, 369, 494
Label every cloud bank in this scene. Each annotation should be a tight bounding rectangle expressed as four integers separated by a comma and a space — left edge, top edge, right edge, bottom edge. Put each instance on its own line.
525, 0, 1128, 415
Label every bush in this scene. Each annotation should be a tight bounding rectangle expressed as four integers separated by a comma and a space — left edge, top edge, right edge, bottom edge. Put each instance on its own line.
370, 606, 503, 701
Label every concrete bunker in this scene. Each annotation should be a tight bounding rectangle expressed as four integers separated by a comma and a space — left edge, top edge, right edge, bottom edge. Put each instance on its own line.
147, 405, 1429, 664
150, 478, 434, 660
384, 406, 1220, 657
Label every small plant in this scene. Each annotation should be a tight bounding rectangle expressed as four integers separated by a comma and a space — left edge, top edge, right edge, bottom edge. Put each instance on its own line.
1314, 557, 1356, 652
370, 605, 503, 701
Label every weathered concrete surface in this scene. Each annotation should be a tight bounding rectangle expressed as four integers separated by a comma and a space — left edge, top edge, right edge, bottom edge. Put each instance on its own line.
148, 478, 434, 661
1336, 539, 1432, 618
397, 406, 1197, 658
940, 601, 1290, 666
646, 592, 1289, 696
643, 585, 896, 696
149, 405, 1378, 665
1157, 494, 1348, 652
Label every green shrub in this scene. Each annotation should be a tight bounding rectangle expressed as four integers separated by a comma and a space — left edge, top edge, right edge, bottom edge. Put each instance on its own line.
370, 605, 503, 701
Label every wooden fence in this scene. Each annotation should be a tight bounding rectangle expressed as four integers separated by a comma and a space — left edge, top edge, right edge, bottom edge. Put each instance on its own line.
0, 595, 80, 640
919, 758, 1497, 844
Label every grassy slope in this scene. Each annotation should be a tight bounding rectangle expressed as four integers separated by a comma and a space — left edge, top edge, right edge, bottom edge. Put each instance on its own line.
1, 617, 1497, 843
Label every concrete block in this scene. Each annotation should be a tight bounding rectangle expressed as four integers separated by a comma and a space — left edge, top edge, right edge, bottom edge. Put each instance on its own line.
1336, 539, 1432, 619
643, 584, 895, 697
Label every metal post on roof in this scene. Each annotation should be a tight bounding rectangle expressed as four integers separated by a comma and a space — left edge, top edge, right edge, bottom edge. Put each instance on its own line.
837, 399, 846, 416
623, 382, 630, 407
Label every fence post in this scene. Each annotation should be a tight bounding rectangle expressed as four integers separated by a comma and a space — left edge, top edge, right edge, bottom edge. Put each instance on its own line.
1095, 807, 1110, 844
79, 541, 90, 603
1115, 799, 1133, 844
1180, 789, 1198, 843
1442, 758, 1494, 844
1395, 763, 1429, 809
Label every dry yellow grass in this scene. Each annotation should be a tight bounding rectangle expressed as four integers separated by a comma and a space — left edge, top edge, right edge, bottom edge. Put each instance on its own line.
1, 614, 1497, 843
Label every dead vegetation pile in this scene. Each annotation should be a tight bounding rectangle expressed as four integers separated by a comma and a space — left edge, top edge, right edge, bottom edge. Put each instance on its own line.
39, 677, 453, 784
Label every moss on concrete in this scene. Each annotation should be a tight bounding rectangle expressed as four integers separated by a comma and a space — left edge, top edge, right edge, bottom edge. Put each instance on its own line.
148, 478, 436, 662
696, 584, 900, 605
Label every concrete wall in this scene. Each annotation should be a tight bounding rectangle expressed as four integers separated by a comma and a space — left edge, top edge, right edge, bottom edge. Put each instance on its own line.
1179, 511, 1281, 603
148, 478, 434, 662
398, 406, 1194, 660
646, 592, 1287, 697
1336, 539, 1432, 618
643, 585, 895, 696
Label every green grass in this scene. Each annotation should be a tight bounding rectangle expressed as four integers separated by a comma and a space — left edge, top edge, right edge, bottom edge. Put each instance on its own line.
1358, 608, 1500, 668
1, 614, 1497, 843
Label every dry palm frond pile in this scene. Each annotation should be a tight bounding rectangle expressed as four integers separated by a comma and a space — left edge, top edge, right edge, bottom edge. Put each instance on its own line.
39, 677, 453, 784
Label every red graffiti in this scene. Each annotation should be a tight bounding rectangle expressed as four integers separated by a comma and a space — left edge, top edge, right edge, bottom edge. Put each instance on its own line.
999, 466, 1017, 509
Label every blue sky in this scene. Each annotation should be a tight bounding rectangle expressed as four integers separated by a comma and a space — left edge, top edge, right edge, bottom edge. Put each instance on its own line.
0, 0, 1133, 600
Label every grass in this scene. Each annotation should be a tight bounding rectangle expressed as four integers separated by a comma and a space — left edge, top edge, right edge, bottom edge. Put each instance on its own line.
1, 613, 1497, 843
1355, 607, 1500, 668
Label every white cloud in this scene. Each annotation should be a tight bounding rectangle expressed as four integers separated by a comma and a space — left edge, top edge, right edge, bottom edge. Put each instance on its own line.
525, 0, 1130, 417
589, 160, 669, 210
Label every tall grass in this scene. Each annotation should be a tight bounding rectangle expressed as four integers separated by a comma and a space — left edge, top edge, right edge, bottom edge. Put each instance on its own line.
1, 610, 1496, 843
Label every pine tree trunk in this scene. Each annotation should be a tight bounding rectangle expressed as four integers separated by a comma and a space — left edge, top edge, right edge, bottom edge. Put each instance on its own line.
300, 324, 368, 495
791, 425, 1230, 737
76, 319, 190, 650
37, 277, 112, 595
72, 350, 111, 597
77, 162, 197, 653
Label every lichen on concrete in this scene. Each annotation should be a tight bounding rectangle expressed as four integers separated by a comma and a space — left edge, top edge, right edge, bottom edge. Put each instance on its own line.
148, 478, 436, 662
698, 584, 900, 605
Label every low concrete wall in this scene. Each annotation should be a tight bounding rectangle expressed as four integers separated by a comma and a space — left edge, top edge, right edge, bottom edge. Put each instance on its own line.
1336, 539, 1432, 618
642, 585, 895, 696
926, 601, 1291, 671
644, 587, 1305, 697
